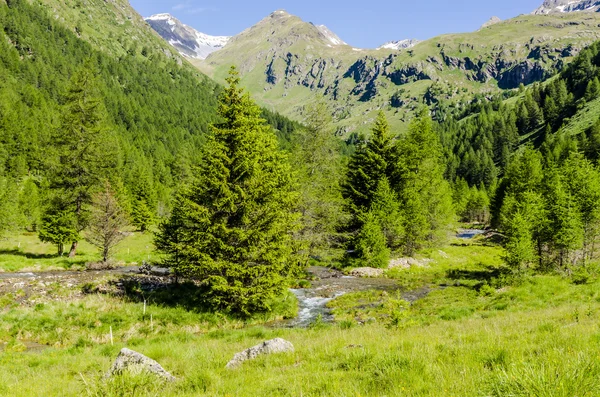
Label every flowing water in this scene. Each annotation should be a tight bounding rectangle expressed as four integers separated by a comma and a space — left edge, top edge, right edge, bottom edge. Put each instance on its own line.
457, 229, 486, 239
284, 267, 415, 327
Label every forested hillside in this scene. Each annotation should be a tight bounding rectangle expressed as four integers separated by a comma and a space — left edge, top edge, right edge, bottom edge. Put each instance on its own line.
440, 42, 600, 271
0, 0, 298, 237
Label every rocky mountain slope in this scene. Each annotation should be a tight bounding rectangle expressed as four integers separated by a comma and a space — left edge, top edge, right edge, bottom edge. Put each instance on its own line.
193, 9, 600, 135
533, 0, 600, 14
145, 13, 230, 59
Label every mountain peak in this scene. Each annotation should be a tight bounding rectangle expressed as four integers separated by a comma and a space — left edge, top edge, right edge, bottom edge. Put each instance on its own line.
533, 0, 600, 14
270, 10, 291, 17
145, 14, 230, 59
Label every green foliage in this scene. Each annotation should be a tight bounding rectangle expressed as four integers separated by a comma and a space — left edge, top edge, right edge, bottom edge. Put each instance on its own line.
156, 68, 300, 316
86, 181, 129, 263
0, 176, 21, 235
40, 65, 117, 256
343, 111, 454, 263
343, 111, 395, 217
293, 98, 347, 257
370, 178, 404, 249
499, 148, 600, 270
18, 177, 40, 231
38, 209, 79, 256
395, 111, 455, 253
351, 211, 390, 268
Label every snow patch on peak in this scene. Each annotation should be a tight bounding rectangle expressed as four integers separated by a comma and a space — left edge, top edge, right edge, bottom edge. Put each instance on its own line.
377, 39, 420, 51
146, 13, 174, 21
313, 24, 347, 46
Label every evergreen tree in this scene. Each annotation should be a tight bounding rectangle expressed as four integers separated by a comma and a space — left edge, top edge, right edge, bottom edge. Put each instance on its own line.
370, 178, 404, 250
394, 110, 455, 253
18, 177, 40, 231
293, 98, 346, 257
0, 177, 21, 236
503, 210, 536, 272
40, 65, 116, 257
343, 112, 395, 217
544, 166, 584, 267
38, 209, 78, 256
156, 67, 299, 315
562, 154, 600, 263
352, 211, 390, 269
585, 77, 600, 102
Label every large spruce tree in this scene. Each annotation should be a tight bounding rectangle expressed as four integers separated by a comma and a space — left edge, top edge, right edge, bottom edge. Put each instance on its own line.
343, 112, 395, 216
156, 67, 299, 315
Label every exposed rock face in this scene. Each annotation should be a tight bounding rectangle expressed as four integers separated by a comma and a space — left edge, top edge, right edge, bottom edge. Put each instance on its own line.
497, 60, 548, 89
184, 8, 600, 134
107, 348, 176, 381
534, 0, 600, 14
349, 268, 385, 278
226, 338, 294, 369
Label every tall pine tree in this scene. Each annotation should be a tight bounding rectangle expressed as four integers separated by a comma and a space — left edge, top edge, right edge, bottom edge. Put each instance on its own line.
156, 67, 299, 316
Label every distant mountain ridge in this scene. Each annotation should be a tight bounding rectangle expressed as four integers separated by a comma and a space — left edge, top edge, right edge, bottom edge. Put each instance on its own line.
145, 13, 230, 59
533, 0, 600, 14
145, 5, 600, 136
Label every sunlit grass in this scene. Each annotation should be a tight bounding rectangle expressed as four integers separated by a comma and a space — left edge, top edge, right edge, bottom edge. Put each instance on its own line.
0, 231, 157, 272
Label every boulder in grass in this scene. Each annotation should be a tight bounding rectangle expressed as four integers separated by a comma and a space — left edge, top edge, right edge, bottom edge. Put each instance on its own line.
349, 267, 384, 278
226, 338, 294, 369
107, 348, 176, 381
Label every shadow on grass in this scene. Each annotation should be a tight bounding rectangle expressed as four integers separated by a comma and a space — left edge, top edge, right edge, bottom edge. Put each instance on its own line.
446, 265, 512, 291
121, 277, 211, 313
0, 249, 59, 260
86, 274, 296, 322
83, 275, 218, 315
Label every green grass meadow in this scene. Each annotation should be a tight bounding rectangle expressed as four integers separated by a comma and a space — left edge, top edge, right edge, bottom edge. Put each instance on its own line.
2, 235, 600, 396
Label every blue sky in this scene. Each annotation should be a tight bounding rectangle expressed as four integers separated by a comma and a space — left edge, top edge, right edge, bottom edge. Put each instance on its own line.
130, 0, 545, 48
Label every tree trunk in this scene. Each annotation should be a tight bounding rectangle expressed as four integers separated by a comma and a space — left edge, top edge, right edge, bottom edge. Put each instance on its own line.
68, 241, 78, 258
58, 243, 64, 257
537, 239, 543, 269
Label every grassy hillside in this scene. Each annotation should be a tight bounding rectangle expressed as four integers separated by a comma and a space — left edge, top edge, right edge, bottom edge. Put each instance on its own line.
33, 0, 180, 60
200, 11, 600, 136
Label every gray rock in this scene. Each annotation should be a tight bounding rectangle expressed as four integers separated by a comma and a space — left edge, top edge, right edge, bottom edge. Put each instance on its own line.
107, 348, 175, 381
388, 257, 433, 270
349, 267, 385, 278
480, 16, 501, 30
226, 338, 294, 369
